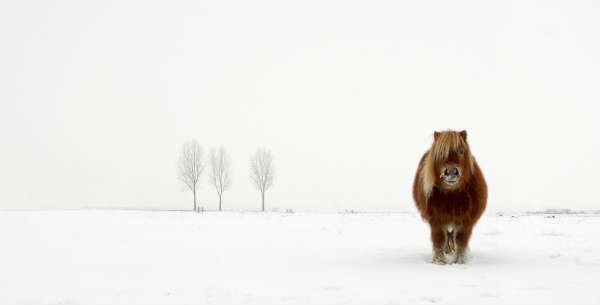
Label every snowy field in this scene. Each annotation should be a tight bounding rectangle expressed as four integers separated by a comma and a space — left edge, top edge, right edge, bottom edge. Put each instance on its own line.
1, 211, 599, 305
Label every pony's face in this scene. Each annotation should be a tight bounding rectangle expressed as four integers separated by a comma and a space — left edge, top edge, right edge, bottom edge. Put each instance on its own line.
431, 130, 471, 192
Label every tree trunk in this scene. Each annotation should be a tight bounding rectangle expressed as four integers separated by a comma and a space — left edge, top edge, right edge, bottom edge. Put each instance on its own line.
219, 194, 222, 211
261, 191, 265, 212
193, 186, 197, 212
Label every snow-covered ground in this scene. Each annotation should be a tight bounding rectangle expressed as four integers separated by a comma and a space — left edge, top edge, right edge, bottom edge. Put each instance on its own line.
1, 211, 599, 305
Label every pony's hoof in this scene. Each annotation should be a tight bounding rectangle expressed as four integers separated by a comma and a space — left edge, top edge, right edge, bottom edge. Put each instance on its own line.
455, 253, 467, 264
432, 256, 446, 265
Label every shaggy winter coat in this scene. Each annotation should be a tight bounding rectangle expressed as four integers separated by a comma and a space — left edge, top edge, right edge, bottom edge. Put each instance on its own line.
413, 130, 487, 264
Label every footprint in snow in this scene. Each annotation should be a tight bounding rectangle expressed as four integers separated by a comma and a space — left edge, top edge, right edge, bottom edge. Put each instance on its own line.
541, 232, 568, 237
480, 292, 497, 298
482, 231, 500, 236
322, 286, 342, 291
418, 296, 441, 303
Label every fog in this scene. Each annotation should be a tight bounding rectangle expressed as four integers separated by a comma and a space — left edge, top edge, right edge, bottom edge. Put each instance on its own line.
1, 0, 599, 212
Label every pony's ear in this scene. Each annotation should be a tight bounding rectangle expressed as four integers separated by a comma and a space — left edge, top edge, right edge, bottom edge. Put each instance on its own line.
434, 131, 440, 140
460, 130, 467, 140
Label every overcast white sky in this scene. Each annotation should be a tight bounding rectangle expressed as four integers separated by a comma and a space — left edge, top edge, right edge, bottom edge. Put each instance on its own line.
1, 0, 599, 212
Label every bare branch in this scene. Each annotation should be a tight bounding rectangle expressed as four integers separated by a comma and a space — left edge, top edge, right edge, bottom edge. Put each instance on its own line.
209, 147, 232, 210
250, 148, 275, 211
177, 139, 204, 211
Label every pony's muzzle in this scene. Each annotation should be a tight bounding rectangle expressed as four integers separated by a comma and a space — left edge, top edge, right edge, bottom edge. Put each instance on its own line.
442, 166, 460, 184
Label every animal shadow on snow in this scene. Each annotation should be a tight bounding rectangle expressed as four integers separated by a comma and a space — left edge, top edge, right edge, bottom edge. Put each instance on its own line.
368, 248, 515, 267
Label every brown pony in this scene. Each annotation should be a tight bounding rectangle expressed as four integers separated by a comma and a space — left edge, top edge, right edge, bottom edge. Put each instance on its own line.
413, 130, 487, 264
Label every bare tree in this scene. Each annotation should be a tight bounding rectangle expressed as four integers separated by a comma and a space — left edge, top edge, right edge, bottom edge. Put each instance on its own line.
178, 140, 204, 212
250, 148, 274, 212
209, 147, 232, 211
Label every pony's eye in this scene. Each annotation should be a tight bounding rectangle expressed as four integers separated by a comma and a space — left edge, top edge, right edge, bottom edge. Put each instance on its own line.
458, 148, 464, 155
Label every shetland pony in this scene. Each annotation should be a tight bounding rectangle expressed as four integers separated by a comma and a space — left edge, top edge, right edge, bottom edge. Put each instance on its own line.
412, 130, 487, 264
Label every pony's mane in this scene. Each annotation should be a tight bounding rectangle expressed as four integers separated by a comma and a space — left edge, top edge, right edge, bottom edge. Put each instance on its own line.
421, 131, 474, 198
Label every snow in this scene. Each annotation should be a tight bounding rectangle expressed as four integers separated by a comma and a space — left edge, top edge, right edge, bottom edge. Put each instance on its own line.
1, 211, 599, 305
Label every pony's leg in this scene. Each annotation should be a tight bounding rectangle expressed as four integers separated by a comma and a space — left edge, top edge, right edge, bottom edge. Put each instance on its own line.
454, 225, 473, 264
430, 225, 446, 264
443, 230, 455, 255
